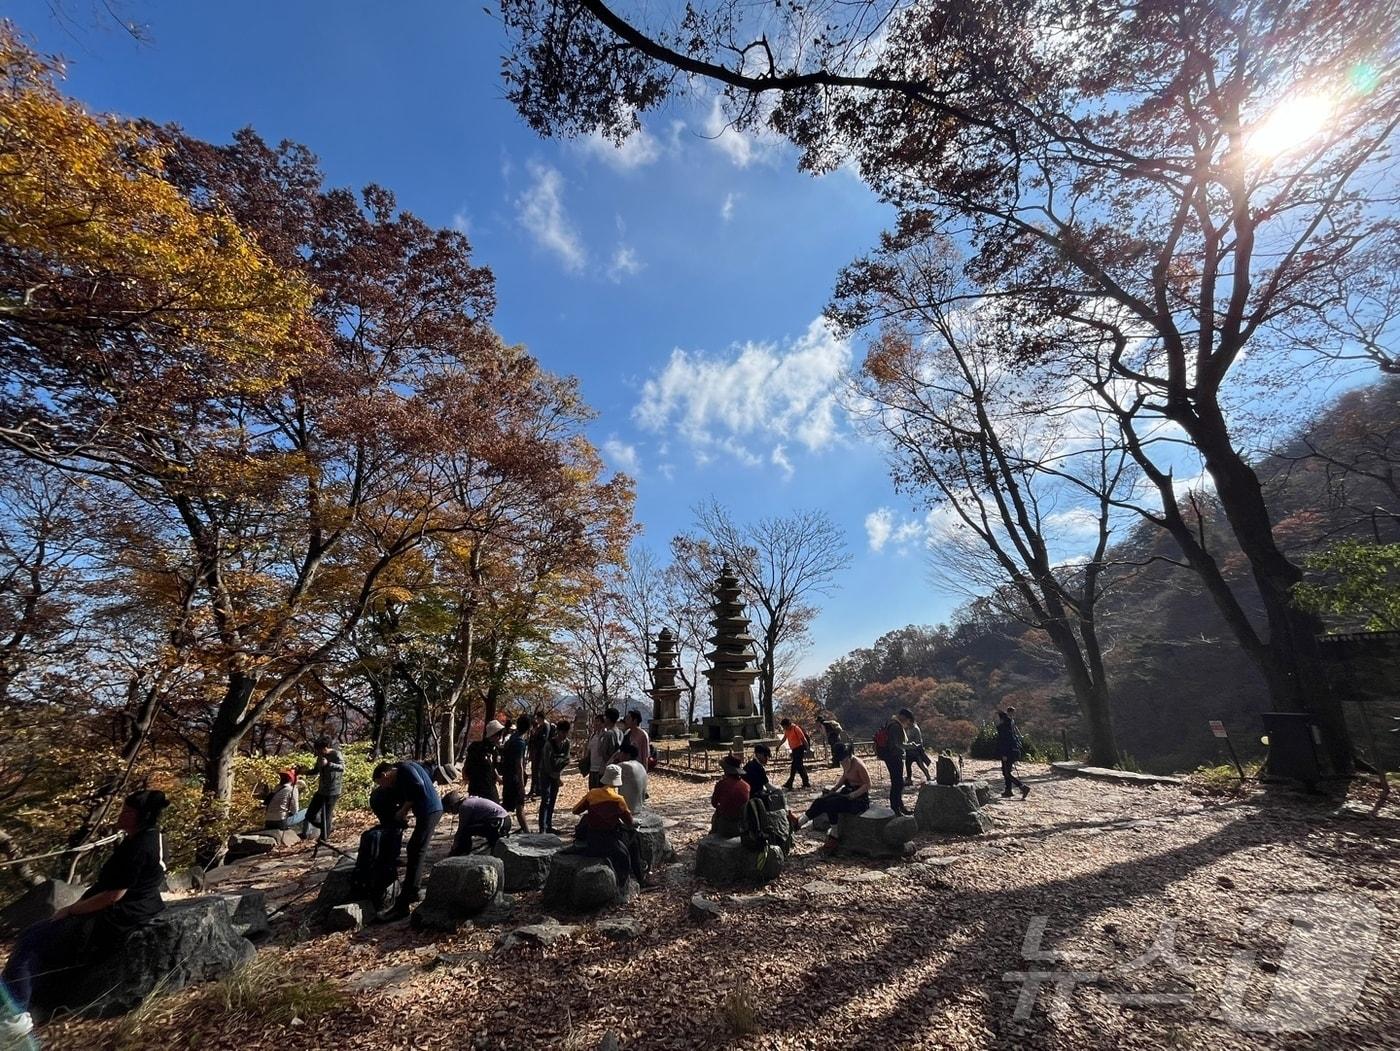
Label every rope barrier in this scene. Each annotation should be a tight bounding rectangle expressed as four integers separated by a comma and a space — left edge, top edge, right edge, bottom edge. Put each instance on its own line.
0, 833, 121, 869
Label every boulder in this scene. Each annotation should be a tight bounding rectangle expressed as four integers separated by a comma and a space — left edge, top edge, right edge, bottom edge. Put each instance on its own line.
411, 855, 504, 932
35, 898, 255, 1019
596, 917, 642, 941
225, 832, 279, 860
0, 879, 85, 936
312, 858, 359, 920
541, 851, 631, 913
491, 833, 564, 892
836, 806, 918, 858
633, 812, 675, 873
914, 783, 991, 836
688, 893, 723, 923
498, 918, 580, 950
204, 890, 269, 939
967, 780, 993, 807
326, 902, 366, 932
694, 835, 785, 887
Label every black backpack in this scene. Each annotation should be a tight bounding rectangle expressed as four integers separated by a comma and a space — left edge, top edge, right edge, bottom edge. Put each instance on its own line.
352, 825, 403, 911
935, 753, 961, 786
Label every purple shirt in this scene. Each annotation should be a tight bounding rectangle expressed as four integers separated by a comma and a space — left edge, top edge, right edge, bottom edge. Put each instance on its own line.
457, 795, 509, 823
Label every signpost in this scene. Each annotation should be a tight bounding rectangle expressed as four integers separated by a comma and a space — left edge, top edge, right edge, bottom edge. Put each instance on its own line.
1210, 720, 1246, 781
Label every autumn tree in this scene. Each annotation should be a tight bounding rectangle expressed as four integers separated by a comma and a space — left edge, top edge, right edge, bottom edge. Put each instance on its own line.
498, 0, 1400, 771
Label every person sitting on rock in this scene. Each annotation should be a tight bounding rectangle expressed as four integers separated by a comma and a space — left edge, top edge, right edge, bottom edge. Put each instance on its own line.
793, 751, 872, 854
710, 754, 751, 838
466, 720, 505, 803
263, 768, 306, 831
450, 794, 512, 855
1, 790, 169, 1040
743, 744, 772, 799
570, 764, 647, 889
371, 760, 445, 921
538, 719, 571, 834
615, 740, 649, 814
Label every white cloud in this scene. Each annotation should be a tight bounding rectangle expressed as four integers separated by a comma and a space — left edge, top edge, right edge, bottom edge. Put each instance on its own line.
451, 210, 472, 236
602, 438, 641, 477
701, 97, 782, 168
1044, 507, 1102, 537
515, 163, 586, 273
865, 508, 894, 552
771, 444, 794, 479
720, 192, 738, 222
634, 316, 852, 474
607, 244, 644, 283
580, 126, 662, 172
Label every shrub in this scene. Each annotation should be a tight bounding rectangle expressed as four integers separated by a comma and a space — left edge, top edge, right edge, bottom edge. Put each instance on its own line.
968, 721, 1039, 760
234, 740, 380, 813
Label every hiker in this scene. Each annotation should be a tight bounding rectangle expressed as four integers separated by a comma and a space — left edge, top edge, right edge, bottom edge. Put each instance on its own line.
997, 710, 1031, 799
465, 719, 505, 803
527, 713, 549, 799
263, 768, 306, 830
1, 790, 169, 1040
904, 721, 933, 784
501, 715, 531, 834
743, 743, 773, 799
299, 736, 345, 844
586, 709, 623, 789
372, 760, 445, 920
616, 710, 650, 768
793, 751, 872, 853
450, 794, 512, 855
876, 709, 914, 815
616, 740, 649, 814
818, 716, 849, 765
709, 754, 751, 838
779, 717, 811, 789
538, 719, 572, 833
570, 764, 647, 889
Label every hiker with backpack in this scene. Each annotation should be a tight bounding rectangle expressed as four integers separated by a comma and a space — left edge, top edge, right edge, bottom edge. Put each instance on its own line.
996, 710, 1032, 799
585, 710, 623, 789
371, 759, 445, 921
793, 751, 872, 854
537, 718, 571, 834
779, 718, 811, 790
874, 710, 914, 815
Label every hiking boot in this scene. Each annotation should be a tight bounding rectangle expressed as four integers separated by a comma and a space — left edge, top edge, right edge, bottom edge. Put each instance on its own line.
376, 899, 414, 923
1001, 791, 1014, 798
1020, 784, 1031, 799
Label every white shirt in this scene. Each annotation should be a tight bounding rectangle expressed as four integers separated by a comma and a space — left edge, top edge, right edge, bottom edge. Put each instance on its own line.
618, 760, 649, 813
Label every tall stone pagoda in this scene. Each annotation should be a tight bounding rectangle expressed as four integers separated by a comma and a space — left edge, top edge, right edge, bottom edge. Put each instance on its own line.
646, 628, 687, 740
701, 565, 765, 743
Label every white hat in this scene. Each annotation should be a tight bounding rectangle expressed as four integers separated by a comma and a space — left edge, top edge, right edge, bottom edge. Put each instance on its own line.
601, 763, 623, 787
484, 720, 505, 738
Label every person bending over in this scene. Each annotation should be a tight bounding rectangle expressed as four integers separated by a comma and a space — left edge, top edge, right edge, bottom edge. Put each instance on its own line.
450, 794, 512, 855
372, 760, 444, 921
1, 790, 169, 1040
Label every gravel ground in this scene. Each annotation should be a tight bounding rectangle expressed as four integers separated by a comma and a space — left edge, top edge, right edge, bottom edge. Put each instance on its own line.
40, 761, 1400, 1051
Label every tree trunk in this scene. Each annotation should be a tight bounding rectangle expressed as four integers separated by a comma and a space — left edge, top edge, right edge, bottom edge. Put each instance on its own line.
205, 673, 257, 804
1043, 620, 1119, 768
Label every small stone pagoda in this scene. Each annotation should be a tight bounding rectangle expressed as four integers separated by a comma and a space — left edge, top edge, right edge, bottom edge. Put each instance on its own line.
646, 628, 687, 740
700, 565, 765, 744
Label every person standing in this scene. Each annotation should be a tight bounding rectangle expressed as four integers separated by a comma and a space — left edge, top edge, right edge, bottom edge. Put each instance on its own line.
878, 710, 913, 815
779, 718, 811, 790
538, 719, 571, 833
996, 710, 1031, 799
299, 737, 345, 844
501, 715, 531, 834
372, 760, 445, 920
527, 713, 549, 799
588, 709, 623, 789
818, 716, 849, 766
466, 720, 505, 803
617, 710, 651, 768
904, 721, 932, 784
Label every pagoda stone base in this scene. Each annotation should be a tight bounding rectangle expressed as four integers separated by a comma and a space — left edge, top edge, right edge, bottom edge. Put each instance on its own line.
649, 718, 688, 740
701, 715, 766, 744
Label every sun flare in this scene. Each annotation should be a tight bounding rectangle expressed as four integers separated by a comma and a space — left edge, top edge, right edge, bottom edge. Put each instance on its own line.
1246, 91, 1335, 158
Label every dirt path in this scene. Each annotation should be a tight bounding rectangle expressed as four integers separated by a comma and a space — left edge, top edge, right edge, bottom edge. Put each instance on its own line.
46, 764, 1400, 1051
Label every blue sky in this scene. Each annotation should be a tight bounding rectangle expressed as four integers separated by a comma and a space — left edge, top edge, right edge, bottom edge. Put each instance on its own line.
10, 0, 968, 675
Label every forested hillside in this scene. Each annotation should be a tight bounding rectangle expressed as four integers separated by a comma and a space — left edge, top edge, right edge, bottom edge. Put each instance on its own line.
798, 379, 1400, 773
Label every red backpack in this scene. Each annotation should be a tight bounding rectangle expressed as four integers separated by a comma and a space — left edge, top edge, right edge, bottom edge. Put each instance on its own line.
873, 726, 890, 758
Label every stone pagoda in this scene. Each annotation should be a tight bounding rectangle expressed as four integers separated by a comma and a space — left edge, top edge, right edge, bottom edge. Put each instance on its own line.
646, 628, 687, 740
700, 565, 765, 744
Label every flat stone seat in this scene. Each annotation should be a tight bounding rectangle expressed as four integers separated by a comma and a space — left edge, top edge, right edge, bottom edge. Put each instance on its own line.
311, 858, 360, 920
836, 806, 917, 858
34, 898, 254, 1019
540, 851, 635, 913
1050, 762, 1184, 786
202, 890, 270, 939
914, 783, 991, 836
492, 833, 565, 892
412, 855, 504, 932
694, 834, 785, 887
634, 811, 675, 873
